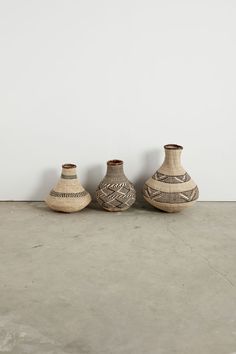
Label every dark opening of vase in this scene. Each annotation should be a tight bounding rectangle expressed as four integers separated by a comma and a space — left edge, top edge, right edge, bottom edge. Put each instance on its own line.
62, 163, 77, 169
107, 160, 123, 166
164, 144, 183, 150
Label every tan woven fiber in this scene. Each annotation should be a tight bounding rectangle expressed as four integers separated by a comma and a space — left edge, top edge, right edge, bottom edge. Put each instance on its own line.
96, 159, 136, 212
45, 163, 91, 212
143, 145, 199, 213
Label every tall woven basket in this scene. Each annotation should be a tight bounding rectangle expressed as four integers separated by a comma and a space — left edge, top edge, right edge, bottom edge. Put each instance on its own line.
143, 144, 199, 212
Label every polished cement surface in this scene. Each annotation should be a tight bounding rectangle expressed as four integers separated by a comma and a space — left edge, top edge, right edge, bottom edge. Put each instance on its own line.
0, 202, 236, 354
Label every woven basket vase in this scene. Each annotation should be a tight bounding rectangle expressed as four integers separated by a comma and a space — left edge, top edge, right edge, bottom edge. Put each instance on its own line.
143, 145, 199, 212
96, 160, 136, 212
45, 164, 91, 213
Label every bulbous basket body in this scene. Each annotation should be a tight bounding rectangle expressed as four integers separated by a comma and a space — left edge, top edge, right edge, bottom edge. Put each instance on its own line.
96, 160, 136, 212
45, 164, 91, 213
143, 145, 199, 213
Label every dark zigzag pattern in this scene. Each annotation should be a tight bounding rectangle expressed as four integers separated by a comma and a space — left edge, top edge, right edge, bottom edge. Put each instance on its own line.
50, 190, 88, 198
143, 184, 199, 204
152, 171, 191, 184
96, 183, 136, 209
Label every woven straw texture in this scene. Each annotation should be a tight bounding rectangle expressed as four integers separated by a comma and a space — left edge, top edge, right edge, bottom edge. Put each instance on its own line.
96, 160, 136, 212
45, 164, 91, 213
143, 145, 199, 212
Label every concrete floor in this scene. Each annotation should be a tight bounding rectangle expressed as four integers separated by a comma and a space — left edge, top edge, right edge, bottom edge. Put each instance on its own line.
0, 202, 236, 354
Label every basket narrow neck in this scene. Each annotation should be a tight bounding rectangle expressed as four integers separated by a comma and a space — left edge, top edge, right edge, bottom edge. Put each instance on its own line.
106, 164, 124, 177
163, 149, 182, 169
61, 167, 77, 179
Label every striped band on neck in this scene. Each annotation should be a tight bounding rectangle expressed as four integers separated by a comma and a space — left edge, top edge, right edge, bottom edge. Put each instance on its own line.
61, 174, 77, 179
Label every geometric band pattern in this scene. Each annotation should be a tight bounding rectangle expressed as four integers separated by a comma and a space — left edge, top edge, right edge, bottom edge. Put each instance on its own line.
50, 190, 88, 198
61, 174, 77, 179
96, 182, 136, 210
152, 171, 191, 184
143, 184, 199, 204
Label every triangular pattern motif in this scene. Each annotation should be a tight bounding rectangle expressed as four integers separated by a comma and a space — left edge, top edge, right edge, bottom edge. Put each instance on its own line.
152, 171, 191, 184
143, 184, 199, 204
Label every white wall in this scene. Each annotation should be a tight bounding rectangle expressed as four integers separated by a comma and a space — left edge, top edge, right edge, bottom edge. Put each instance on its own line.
0, 0, 235, 201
